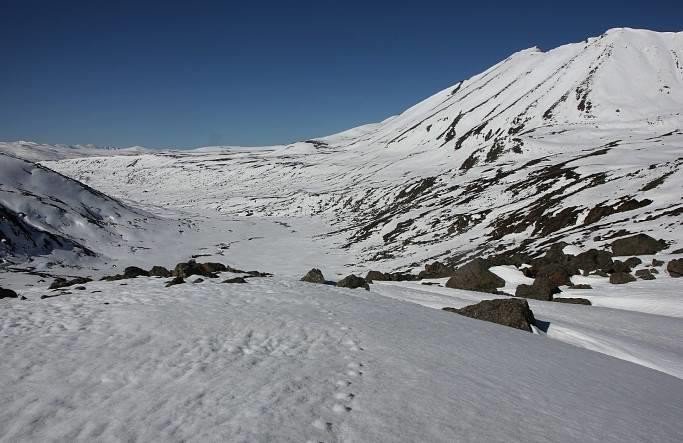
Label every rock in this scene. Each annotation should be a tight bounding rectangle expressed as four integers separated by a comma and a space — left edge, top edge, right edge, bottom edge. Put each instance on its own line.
192, 278, 204, 284
74, 286, 87, 290
534, 263, 572, 287
634, 269, 656, 280
650, 268, 659, 274
123, 266, 149, 278
624, 257, 642, 269
244, 270, 273, 278
514, 277, 557, 301
609, 272, 636, 284
149, 266, 171, 277
222, 277, 247, 284
443, 299, 536, 332
608, 260, 631, 274
611, 234, 667, 256
336, 275, 370, 290
49, 276, 92, 290
572, 249, 613, 273
165, 276, 185, 287
173, 260, 221, 278
553, 298, 592, 305
651, 259, 664, 267
571, 284, 593, 289
365, 270, 389, 283
0, 287, 19, 299
301, 268, 326, 284
199, 262, 227, 274
667, 259, 683, 278
418, 261, 456, 279
445, 259, 505, 293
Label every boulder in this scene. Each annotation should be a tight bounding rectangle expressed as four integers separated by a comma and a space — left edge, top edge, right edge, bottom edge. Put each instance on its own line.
609, 272, 636, 284
571, 284, 593, 289
123, 266, 149, 278
0, 287, 19, 299
611, 234, 667, 256
624, 257, 642, 269
49, 276, 92, 290
445, 259, 505, 293
199, 262, 227, 274
589, 270, 609, 277
245, 270, 273, 278
572, 249, 613, 273
165, 276, 185, 287
301, 268, 326, 284
443, 299, 536, 332
149, 266, 171, 277
652, 259, 664, 267
634, 269, 656, 280
514, 277, 557, 301
192, 278, 204, 284
222, 277, 247, 284
418, 261, 456, 279
337, 275, 370, 290
365, 271, 389, 283
534, 263, 572, 287
173, 260, 220, 278
553, 298, 592, 305
608, 260, 631, 274
667, 259, 683, 278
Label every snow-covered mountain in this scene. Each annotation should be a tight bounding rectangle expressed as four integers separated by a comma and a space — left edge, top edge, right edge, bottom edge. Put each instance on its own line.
42, 28, 683, 271
0, 153, 165, 265
0, 141, 148, 162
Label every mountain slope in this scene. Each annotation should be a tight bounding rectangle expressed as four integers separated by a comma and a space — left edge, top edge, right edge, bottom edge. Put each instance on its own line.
43, 28, 683, 271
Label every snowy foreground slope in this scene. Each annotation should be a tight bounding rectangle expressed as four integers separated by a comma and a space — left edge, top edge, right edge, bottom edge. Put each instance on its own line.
2, 276, 683, 442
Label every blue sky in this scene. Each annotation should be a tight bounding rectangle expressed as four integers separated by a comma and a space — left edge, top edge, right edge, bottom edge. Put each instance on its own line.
1, 0, 681, 148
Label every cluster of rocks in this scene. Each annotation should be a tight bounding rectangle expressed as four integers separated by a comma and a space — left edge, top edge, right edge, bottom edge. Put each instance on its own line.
95, 260, 273, 287
49, 276, 92, 289
301, 269, 370, 290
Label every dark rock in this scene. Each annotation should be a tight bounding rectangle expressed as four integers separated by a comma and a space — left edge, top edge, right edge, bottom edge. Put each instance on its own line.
514, 277, 557, 301
634, 269, 656, 280
0, 287, 19, 299
123, 266, 149, 278
667, 259, 683, 278
74, 286, 87, 290
192, 278, 204, 284
149, 266, 171, 277
199, 262, 227, 274
611, 234, 667, 256
365, 270, 389, 283
571, 284, 593, 289
534, 263, 572, 287
609, 272, 636, 284
165, 276, 185, 287
445, 259, 505, 293
245, 270, 273, 278
337, 275, 370, 290
301, 268, 326, 284
421, 282, 441, 286
443, 299, 536, 332
222, 277, 247, 284
650, 268, 659, 274
571, 249, 613, 274
671, 248, 683, 254
608, 260, 631, 274
651, 259, 664, 267
418, 261, 456, 279
553, 298, 592, 305
49, 276, 92, 290
101, 274, 126, 281
624, 257, 643, 269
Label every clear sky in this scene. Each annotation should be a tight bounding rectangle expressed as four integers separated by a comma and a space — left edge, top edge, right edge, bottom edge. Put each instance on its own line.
1, 0, 681, 148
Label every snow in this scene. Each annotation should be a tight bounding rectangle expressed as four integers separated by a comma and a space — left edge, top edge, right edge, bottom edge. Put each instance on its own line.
2, 276, 683, 442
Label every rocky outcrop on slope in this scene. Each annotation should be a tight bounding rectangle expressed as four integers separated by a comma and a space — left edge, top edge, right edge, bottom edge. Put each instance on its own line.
445, 259, 505, 293
443, 299, 536, 332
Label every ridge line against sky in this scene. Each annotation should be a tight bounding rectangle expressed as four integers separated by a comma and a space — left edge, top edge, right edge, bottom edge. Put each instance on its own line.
1, 0, 682, 149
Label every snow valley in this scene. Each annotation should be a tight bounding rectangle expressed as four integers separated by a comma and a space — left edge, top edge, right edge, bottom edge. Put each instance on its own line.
1, 28, 683, 442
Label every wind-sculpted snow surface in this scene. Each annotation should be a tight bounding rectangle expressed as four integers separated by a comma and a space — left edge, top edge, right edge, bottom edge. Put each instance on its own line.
46, 28, 683, 271
1, 277, 683, 442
